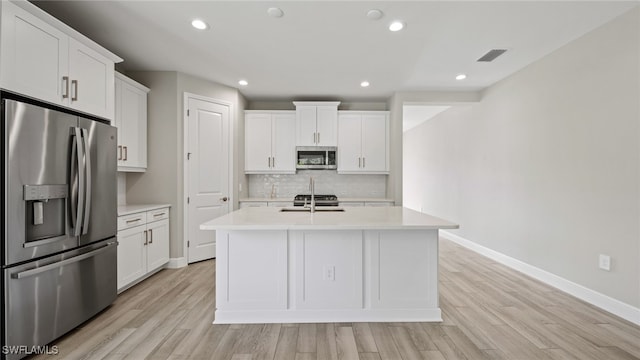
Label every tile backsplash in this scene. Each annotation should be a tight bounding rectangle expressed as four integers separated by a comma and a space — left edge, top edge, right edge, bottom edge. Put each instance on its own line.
248, 170, 387, 198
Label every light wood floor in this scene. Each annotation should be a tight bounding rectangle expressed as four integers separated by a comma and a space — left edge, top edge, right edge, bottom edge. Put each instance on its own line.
31, 238, 640, 360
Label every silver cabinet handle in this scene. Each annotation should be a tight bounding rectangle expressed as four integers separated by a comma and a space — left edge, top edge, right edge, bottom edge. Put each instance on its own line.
363, 157, 365, 168
123, 146, 128, 161
117, 145, 123, 161
313, 132, 316, 144
358, 157, 361, 168
144, 230, 148, 245
71, 80, 78, 101
272, 157, 275, 168
149, 229, 153, 244
62, 76, 69, 99
268, 157, 271, 168
126, 218, 142, 224
153, 212, 166, 217
317, 132, 320, 144
12, 242, 116, 279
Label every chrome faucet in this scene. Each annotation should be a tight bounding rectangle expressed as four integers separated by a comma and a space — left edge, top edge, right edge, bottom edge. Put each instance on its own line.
309, 176, 315, 213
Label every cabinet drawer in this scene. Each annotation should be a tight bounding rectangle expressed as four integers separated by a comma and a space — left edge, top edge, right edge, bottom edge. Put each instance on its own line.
117, 212, 147, 230
147, 208, 169, 222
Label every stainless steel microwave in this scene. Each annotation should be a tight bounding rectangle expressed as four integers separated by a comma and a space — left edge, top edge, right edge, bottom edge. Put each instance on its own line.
296, 146, 337, 170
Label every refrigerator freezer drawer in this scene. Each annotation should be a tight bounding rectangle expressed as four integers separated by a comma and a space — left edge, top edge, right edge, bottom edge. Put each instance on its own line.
3, 239, 117, 360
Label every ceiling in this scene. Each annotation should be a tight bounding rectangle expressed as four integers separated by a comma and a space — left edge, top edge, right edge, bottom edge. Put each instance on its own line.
33, 1, 636, 103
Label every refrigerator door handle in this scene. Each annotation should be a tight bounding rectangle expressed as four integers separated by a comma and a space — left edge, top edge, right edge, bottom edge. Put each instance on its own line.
11, 242, 117, 279
71, 127, 86, 236
81, 128, 91, 235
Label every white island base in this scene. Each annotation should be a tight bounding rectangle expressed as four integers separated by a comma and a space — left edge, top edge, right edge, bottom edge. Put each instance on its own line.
201, 207, 458, 324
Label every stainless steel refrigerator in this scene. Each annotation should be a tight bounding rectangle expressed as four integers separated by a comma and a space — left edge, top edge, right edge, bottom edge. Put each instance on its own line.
1, 94, 117, 359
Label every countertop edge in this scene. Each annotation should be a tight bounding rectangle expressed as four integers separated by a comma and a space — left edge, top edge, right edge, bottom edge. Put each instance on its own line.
200, 224, 459, 231
239, 197, 395, 203
118, 203, 172, 216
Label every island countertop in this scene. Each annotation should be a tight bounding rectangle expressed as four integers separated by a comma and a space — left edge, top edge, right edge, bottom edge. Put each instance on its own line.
200, 206, 458, 231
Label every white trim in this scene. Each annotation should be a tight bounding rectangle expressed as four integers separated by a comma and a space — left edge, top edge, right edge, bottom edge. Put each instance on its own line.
213, 308, 442, 324
441, 231, 640, 326
183, 92, 234, 264
166, 257, 188, 269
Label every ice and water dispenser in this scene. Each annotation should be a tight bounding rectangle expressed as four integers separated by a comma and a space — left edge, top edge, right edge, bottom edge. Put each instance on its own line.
23, 184, 68, 245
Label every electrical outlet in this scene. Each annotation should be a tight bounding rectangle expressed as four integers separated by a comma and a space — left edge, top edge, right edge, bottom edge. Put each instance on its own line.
599, 254, 611, 271
323, 265, 335, 281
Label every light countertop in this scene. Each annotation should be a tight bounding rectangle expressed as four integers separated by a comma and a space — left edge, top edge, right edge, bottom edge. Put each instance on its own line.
200, 206, 458, 231
239, 197, 395, 203
118, 204, 171, 216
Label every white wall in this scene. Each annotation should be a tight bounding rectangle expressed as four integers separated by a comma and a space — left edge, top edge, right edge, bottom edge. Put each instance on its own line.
125, 71, 245, 259
404, 8, 639, 308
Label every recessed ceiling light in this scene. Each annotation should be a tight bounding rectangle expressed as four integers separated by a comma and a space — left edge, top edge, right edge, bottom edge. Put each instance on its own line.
238, 80, 248, 86
360, 81, 370, 88
191, 19, 208, 30
389, 21, 405, 32
455, 74, 467, 80
267, 7, 284, 18
366, 9, 383, 20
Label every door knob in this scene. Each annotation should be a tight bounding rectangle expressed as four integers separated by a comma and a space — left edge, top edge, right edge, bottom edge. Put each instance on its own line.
221, 197, 228, 202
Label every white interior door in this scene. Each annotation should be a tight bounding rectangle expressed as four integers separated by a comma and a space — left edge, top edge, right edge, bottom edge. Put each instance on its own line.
186, 96, 230, 263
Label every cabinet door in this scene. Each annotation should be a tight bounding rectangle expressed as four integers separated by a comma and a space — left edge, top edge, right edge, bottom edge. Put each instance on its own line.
117, 225, 147, 290
146, 219, 170, 272
337, 114, 362, 172
118, 80, 147, 170
316, 106, 338, 146
68, 38, 115, 120
296, 106, 317, 146
0, 1, 68, 106
361, 114, 388, 173
245, 113, 273, 173
271, 113, 296, 173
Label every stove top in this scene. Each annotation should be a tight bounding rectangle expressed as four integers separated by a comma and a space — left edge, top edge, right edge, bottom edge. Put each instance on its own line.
293, 194, 339, 206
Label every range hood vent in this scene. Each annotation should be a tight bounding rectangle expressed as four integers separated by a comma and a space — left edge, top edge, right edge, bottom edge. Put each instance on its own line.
477, 49, 507, 62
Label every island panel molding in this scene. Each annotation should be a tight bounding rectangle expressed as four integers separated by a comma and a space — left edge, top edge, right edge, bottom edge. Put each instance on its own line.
202, 206, 458, 323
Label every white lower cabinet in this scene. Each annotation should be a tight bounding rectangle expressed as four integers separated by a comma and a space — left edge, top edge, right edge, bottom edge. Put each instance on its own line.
117, 207, 170, 292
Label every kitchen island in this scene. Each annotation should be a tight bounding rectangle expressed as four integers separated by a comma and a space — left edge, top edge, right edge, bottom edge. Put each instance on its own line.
200, 206, 458, 324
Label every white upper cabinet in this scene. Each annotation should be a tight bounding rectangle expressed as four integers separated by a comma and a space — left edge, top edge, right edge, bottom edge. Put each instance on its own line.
115, 72, 149, 172
0, 2, 68, 105
68, 39, 115, 119
294, 101, 340, 146
338, 111, 389, 174
0, 0, 121, 120
245, 111, 296, 174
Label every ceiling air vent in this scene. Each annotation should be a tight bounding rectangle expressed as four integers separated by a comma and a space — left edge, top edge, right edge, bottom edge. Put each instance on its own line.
477, 49, 507, 62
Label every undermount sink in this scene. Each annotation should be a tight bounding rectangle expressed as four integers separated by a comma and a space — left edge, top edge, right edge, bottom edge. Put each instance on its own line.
280, 207, 345, 212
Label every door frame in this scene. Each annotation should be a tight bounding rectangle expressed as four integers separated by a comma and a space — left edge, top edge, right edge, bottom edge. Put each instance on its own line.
182, 92, 234, 264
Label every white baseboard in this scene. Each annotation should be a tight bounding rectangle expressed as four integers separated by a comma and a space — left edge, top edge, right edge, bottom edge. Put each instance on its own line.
441, 230, 640, 326
214, 308, 442, 324
166, 257, 188, 269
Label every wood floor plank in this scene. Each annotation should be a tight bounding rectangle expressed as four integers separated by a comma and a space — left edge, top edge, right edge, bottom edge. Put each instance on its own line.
335, 326, 359, 360
297, 323, 318, 353
357, 353, 382, 360
274, 325, 300, 360
252, 324, 282, 360
368, 323, 402, 360
295, 353, 318, 360
352, 323, 378, 353
388, 325, 423, 360
316, 323, 339, 360
29, 240, 640, 360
